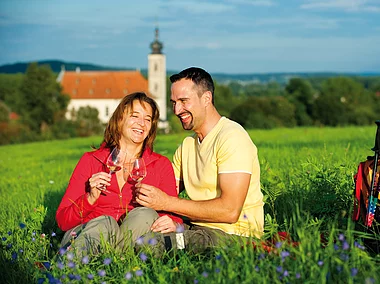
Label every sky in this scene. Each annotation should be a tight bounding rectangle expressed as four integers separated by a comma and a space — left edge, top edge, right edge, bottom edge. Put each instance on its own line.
0, 0, 380, 74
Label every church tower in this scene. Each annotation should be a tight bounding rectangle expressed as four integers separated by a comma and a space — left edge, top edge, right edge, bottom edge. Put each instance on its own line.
148, 26, 167, 130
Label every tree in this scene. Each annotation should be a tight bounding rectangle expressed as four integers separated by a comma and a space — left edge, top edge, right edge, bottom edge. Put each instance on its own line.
18, 62, 70, 133
74, 106, 103, 137
285, 78, 315, 126
312, 77, 369, 126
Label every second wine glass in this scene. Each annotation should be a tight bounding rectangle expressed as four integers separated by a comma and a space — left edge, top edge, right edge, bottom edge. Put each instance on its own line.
129, 158, 147, 183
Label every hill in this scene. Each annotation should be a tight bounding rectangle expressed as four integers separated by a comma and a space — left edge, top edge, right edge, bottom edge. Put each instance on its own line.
1, 60, 379, 84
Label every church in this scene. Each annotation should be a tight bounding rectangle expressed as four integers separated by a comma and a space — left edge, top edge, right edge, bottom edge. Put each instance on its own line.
57, 27, 168, 129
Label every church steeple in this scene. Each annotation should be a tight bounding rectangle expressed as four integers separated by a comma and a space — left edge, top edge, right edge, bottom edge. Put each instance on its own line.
150, 26, 163, 54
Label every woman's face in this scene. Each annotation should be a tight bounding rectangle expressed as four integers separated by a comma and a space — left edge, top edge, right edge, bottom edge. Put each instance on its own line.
120, 100, 153, 146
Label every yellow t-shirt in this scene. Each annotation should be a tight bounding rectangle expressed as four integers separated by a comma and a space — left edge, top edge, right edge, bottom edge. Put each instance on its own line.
172, 117, 264, 238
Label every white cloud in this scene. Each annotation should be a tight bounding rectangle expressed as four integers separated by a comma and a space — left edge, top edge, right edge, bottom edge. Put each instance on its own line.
300, 0, 380, 12
226, 0, 276, 6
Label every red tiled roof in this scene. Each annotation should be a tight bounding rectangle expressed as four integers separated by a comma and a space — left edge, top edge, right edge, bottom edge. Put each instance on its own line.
60, 70, 149, 99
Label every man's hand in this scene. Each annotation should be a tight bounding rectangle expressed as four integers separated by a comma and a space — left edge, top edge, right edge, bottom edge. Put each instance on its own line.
150, 215, 178, 233
135, 183, 172, 211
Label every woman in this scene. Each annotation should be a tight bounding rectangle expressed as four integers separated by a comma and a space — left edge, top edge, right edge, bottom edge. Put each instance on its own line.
56, 92, 182, 255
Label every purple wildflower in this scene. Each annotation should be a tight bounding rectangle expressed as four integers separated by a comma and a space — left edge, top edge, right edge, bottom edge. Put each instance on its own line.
57, 261, 65, 270
19, 223, 26, 229
276, 266, 283, 273
82, 256, 89, 265
51, 232, 56, 237
255, 266, 259, 272
176, 224, 185, 233
342, 241, 349, 250
103, 257, 112, 265
202, 271, 208, 278
318, 260, 324, 266
283, 270, 289, 277
66, 252, 74, 261
67, 261, 75, 269
136, 236, 144, 245
280, 251, 290, 262
87, 274, 94, 280
139, 253, 148, 262
59, 248, 66, 255
148, 238, 158, 245
333, 244, 339, 251
215, 268, 221, 273
275, 241, 283, 249
7, 231, 12, 235
11, 252, 17, 261
98, 269, 106, 277
135, 269, 143, 277
125, 272, 133, 280
296, 273, 301, 279
351, 268, 358, 277
32, 237, 36, 242
338, 233, 345, 241
258, 253, 266, 260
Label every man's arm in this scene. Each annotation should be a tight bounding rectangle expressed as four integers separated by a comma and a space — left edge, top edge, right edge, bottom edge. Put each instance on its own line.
135, 172, 250, 223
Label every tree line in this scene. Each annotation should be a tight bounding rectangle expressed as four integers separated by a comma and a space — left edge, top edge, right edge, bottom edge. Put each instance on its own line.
1, 62, 379, 145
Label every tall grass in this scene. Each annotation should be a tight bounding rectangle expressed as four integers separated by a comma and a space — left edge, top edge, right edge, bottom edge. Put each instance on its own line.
0, 125, 379, 283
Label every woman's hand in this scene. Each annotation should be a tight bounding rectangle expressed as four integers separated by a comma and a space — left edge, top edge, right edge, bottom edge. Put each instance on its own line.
150, 215, 178, 233
87, 172, 111, 204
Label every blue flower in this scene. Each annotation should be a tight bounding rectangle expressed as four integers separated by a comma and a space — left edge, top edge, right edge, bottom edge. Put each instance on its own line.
103, 257, 112, 265
68, 274, 75, 280
283, 270, 289, 277
7, 231, 12, 236
148, 238, 158, 245
215, 254, 222, 261
139, 253, 148, 262
317, 260, 324, 266
255, 266, 260, 272
68, 261, 75, 269
296, 273, 301, 279
338, 233, 345, 241
51, 232, 56, 237
342, 241, 349, 250
82, 256, 89, 265
125, 272, 133, 280
351, 268, 358, 277
1, 237, 6, 241
98, 269, 106, 277
336, 265, 342, 273
280, 251, 290, 261
57, 261, 65, 270
19, 223, 26, 229
275, 242, 283, 249
176, 224, 185, 233
59, 248, 66, 255
258, 253, 266, 260
135, 270, 143, 277
276, 266, 283, 273
11, 252, 17, 261
66, 252, 74, 261
32, 237, 36, 242
42, 262, 51, 270
6, 243, 12, 249
136, 236, 144, 245
215, 268, 221, 273
87, 273, 94, 280
202, 271, 208, 278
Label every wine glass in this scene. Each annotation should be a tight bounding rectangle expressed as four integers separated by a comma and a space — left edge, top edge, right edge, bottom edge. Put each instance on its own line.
106, 148, 125, 174
101, 148, 125, 193
129, 158, 147, 183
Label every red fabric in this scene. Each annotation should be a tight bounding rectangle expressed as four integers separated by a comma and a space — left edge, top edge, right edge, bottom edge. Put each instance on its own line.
56, 146, 182, 231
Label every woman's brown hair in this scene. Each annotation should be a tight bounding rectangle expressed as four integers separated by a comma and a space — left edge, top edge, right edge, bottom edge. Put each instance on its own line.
102, 92, 160, 156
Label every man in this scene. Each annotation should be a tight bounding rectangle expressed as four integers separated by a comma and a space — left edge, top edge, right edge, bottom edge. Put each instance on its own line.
135, 67, 264, 252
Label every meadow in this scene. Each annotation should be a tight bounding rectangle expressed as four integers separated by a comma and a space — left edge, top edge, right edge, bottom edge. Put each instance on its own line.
0, 125, 379, 283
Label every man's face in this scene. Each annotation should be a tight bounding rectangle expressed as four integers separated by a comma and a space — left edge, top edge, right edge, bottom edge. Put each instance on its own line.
170, 79, 205, 131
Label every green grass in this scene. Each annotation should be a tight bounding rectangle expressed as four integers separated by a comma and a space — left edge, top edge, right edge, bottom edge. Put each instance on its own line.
0, 125, 379, 283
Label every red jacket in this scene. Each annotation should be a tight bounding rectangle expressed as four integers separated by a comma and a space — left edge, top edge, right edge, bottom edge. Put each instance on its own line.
56, 146, 182, 231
